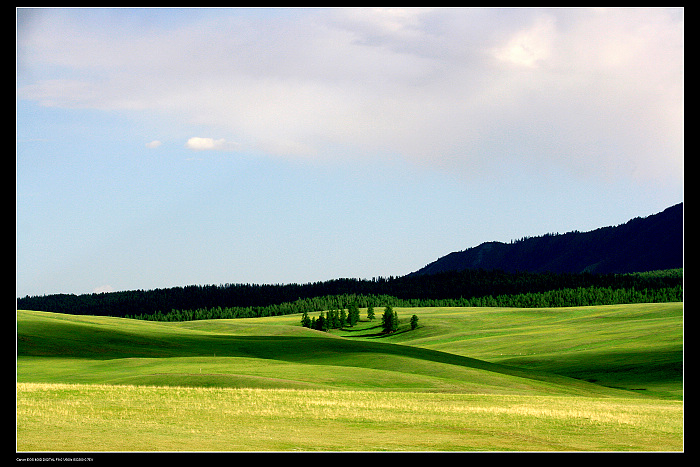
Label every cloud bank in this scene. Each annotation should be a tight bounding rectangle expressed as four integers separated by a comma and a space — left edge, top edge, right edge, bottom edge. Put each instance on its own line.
17, 7, 683, 184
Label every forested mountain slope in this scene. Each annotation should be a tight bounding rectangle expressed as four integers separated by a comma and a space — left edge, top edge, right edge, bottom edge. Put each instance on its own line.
412, 203, 683, 276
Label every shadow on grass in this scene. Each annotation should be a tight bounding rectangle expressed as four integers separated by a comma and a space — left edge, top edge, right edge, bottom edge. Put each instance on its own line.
21, 315, 677, 395
18, 322, 579, 389
498, 348, 683, 397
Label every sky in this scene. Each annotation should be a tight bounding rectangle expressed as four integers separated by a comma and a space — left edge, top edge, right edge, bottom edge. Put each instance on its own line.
16, 7, 684, 297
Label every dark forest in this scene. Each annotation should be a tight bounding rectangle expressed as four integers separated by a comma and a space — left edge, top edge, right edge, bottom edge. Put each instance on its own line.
17, 268, 682, 322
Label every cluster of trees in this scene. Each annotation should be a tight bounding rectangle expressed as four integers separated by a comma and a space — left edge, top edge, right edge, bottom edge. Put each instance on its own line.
301, 302, 366, 331
379, 306, 419, 333
300, 304, 417, 335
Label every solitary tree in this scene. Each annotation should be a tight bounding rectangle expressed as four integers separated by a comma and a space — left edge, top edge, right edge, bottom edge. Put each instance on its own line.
367, 304, 375, 321
382, 306, 398, 334
381, 306, 391, 332
410, 314, 419, 330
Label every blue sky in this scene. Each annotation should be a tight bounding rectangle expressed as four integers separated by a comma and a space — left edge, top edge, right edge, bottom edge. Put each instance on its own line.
16, 7, 684, 297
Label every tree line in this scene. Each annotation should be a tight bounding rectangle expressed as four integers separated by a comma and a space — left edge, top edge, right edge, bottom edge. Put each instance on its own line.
126, 283, 681, 322
16, 268, 682, 319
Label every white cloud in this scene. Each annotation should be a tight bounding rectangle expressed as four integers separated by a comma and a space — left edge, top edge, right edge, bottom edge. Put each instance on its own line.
185, 137, 236, 151
145, 140, 162, 148
493, 15, 556, 67
17, 7, 683, 185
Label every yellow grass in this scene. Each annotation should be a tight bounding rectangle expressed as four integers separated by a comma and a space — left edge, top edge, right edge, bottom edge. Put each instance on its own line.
17, 382, 683, 452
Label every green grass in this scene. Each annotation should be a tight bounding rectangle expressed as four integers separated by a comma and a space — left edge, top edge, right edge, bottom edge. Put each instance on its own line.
16, 303, 684, 451
339, 303, 684, 399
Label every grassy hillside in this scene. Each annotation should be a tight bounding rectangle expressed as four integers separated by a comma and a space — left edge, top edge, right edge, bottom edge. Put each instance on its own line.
337, 303, 683, 399
16, 303, 683, 451
17, 303, 682, 398
16, 309, 609, 396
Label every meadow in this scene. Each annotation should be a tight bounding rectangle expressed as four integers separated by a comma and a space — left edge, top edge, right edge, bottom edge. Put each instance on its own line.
16, 303, 683, 451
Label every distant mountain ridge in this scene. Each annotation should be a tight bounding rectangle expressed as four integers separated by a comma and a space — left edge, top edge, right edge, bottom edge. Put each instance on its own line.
411, 203, 683, 276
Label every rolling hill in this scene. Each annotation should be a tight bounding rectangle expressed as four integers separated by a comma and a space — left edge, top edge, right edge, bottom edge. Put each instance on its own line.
411, 203, 683, 276
17, 304, 683, 451
17, 303, 683, 399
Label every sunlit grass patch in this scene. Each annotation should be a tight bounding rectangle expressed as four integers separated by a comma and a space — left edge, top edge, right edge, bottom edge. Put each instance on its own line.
17, 383, 682, 452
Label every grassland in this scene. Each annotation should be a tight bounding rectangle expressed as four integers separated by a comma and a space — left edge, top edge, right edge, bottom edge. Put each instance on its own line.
16, 303, 683, 452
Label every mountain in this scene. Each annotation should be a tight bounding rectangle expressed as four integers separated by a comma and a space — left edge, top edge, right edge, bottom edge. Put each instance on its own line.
411, 203, 683, 276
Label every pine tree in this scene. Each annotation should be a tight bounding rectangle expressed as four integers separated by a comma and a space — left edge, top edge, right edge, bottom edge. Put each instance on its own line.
367, 304, 375, 321
410, 314, 419, 330
347, 302, 359, 326
315, 312, 327, 331
381, 306, 391, 332
382, 306, 398, 333
330, 309, 341, 329
301, 310, 311, 328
